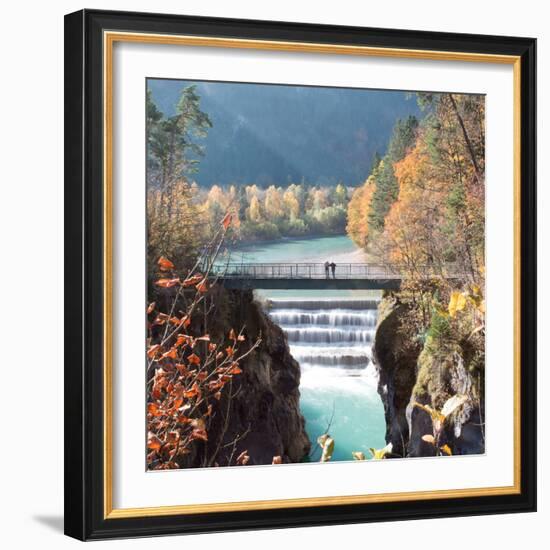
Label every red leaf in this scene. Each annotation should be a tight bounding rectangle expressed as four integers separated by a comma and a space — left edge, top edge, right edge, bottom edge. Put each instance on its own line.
221, 212, 232, 230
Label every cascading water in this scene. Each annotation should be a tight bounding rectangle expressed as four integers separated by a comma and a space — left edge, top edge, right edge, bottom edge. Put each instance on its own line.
267, 295, 387, 462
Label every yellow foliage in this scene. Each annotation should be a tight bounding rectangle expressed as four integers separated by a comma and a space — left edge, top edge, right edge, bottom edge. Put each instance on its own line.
448, 291, 467, 317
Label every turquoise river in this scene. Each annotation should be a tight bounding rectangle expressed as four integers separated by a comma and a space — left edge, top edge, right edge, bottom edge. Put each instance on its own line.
229, 235, 387, 462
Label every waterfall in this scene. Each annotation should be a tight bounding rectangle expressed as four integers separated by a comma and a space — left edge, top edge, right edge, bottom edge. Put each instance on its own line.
266, 296, 387, 461
268, 298, 377, 370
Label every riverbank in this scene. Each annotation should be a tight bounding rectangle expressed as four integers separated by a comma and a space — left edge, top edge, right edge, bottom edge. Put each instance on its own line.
228, 234, 370, 264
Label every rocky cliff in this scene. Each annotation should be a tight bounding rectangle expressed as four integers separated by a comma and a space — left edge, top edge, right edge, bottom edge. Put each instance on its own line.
372, 295, 423, 457
198, 288, 311, 466
373, 293, 485, 458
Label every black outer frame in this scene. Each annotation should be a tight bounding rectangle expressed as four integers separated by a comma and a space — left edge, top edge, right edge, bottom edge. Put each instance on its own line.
64, 9, 537, 541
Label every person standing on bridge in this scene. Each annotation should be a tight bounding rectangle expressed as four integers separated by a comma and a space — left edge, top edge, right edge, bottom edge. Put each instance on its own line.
324, 261, 330, 278
330, 262, 336, 279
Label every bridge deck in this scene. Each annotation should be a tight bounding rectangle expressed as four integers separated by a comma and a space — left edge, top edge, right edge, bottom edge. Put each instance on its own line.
212, 263, 459, 290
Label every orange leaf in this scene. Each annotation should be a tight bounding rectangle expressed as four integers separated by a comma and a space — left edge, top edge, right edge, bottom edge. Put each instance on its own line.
147, 403, 162, 417
188, 353, 201, 366
147, 344, 161, 358
176, 334, 193, 347
221, 212, 232, 229
175, 363, 188, 375
228, 364, 242, 375
213, 391, 222, 401
146, 302, 156, 314
182, 274, 203, 287
196, 279, 208, 294
225, 346, 235, 357
229, 329, 236, 341
237, 334, 246, 342
208, 380, 223, 392
153, 313, 169, 326
183, 383, 201, 399
272, 456, 283, 464
181, 316, 191, 328
158, 256, 175, 271
154, 278, 180, 288
147, 432, 162, 450
190, 429, 208, 442
236, 450, 250, 465
161, 347, 178, 360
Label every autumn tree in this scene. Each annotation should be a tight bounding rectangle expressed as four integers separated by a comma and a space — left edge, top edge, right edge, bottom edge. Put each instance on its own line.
147, 215, 261, 470
146, 86, 213, 277
368, 115, 419, 232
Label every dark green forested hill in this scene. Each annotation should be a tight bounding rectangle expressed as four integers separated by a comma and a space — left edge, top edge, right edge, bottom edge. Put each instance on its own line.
147, 79, 420, 187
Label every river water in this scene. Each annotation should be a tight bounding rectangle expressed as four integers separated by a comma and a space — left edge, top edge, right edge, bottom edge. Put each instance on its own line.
230, 235, 387, 462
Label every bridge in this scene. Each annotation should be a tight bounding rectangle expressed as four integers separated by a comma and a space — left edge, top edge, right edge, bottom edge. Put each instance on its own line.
211, 263, 458, 290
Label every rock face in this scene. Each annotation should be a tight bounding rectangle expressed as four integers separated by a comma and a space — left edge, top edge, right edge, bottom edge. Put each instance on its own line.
409, 345, 484, 457
373, 294, 485, 458
202, 288, 311, 466
372, 296, 423, 457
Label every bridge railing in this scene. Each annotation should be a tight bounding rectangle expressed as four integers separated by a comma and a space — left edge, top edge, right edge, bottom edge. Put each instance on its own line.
212, 263, 406, 280
211, 262, 464, 280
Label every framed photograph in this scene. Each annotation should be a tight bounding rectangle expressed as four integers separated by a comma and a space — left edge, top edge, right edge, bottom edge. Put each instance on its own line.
64, 9, 536, 540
